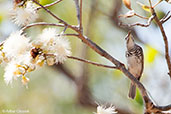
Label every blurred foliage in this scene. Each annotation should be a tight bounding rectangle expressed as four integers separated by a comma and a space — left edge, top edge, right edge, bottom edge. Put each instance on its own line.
39, 0, 54, 5
145, 45, 158, 63
141, 5, 151, 12
0, 14, 3, 24
135, 89, 143, 106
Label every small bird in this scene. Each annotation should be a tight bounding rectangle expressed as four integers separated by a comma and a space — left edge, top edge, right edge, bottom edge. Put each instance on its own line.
125, 31, 144, 99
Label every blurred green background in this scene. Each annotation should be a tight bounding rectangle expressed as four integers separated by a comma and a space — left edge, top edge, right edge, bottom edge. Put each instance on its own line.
0, 0, 171, 114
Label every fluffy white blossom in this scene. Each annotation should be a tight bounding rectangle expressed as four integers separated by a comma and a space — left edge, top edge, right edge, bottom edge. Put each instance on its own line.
37, 28, 59, 45
52, 36, 71, 63
95, 105, 117, 114
1, 27, 72, 85
4, 61, 19, 85
3, 31, 30, 60
35, 28, 71, 64
10, 1, 38, 26
4, 53, 33, 85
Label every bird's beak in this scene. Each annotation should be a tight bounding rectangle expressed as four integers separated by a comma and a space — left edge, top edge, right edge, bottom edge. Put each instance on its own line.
125, 31, 132, 41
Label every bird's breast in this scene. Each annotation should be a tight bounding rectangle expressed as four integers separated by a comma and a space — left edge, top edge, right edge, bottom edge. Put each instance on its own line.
127, 55, 142, 77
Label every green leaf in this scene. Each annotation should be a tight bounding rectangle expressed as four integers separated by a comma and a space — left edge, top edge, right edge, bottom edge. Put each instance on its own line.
135, 89, 143, 106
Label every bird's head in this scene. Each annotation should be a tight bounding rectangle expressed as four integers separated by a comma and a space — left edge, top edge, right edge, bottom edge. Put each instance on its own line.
125, 31, 135, 50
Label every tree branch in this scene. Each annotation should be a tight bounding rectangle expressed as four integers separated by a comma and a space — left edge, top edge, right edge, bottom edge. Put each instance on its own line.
21, 22, 79, 37
154, 104, 171, 111
67, 56, 118, 69
149, 1, 171, 78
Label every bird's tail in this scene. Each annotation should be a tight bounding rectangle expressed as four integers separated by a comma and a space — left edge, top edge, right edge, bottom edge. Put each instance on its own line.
128, 82, 136, 99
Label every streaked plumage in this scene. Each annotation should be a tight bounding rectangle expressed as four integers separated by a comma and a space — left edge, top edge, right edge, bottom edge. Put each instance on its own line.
125, 32, 144, 99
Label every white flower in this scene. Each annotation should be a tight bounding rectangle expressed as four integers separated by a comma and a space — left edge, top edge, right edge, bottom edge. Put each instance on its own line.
4, 53, 35, 85
53, 36, 71, 63
10, 1, 38, 26
95, 105, 117, 114
35, 28, 71, 64
4, 61, 18, 85
37, 28, 59, 45
17, 52, 33, 65
3, 31, 30, 60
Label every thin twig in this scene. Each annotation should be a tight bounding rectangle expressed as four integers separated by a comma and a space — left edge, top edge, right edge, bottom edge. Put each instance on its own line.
134, 13, 149, 19
161, 15, 171, 24
119, 14, 155, 28
21, 22, 78, 37
73, 0, 80, 26
59, 33, 78, 37
160, 11, 171, 24
21, 22, 65, 31
152, 0, 162, 8
36, 0, 64, 10
73, 0, 83, 32
148, 0, 152, 8
68, 56, 118, 69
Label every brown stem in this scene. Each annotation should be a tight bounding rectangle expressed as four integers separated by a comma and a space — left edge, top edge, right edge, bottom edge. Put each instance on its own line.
21, 22, 65, 31
119, 14, 155, 28
68, 56, 118, 69
134, 13, 149, 19
154, 104, 171, 111
149, 2, 171, 78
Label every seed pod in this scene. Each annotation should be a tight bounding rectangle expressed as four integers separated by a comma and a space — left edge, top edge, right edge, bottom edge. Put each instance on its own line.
30, 48, 40, 59
123, 0, 132, 10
